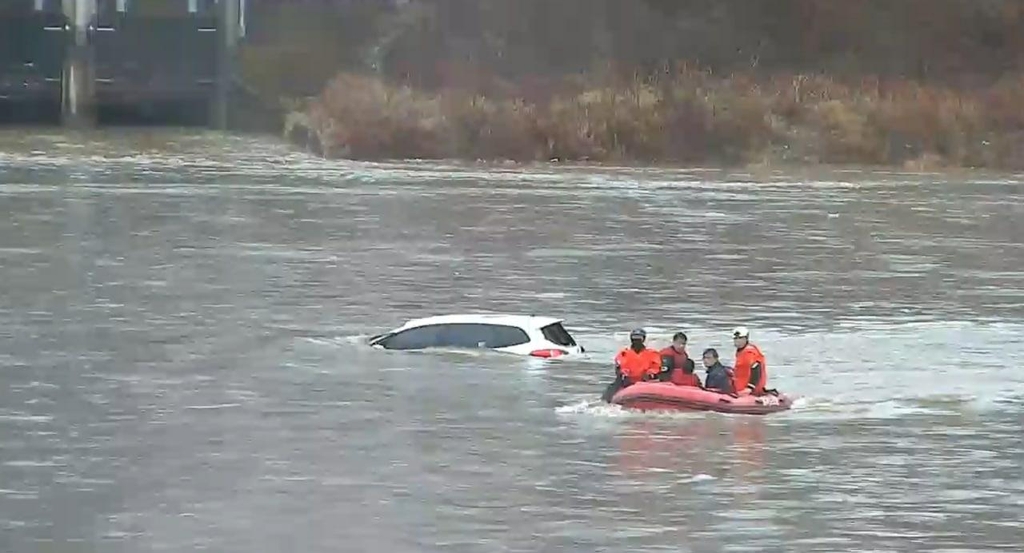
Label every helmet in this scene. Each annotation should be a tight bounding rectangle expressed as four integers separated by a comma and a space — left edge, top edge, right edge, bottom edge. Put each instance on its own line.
732, 326, 750, 339
629, 328, 647, 341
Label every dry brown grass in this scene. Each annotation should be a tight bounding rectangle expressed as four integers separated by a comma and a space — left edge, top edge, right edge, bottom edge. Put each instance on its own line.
300, 67, 1024, 169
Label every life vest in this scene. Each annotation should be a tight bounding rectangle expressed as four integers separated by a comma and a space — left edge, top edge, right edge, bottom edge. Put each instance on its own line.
615, 347, 662, 383
659, 346, 700, 387
732, 343, 767, 394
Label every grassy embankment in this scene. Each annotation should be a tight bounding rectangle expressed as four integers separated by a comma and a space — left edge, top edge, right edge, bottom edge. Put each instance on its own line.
296, 69, 1024, 170
242, 2, 1024, 169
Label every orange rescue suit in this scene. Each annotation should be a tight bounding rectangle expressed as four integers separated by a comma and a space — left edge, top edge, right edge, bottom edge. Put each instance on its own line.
659, 346, 701, 387
615, 347, 663, 383
732, 343, 767, 395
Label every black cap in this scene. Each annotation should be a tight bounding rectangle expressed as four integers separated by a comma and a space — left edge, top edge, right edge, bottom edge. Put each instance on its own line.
629, 328, 646, 340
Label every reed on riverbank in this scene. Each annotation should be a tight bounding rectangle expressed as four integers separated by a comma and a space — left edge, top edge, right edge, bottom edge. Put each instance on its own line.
295, 66, 1024, 170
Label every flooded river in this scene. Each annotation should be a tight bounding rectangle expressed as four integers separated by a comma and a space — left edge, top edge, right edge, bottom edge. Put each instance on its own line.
1, 130, 1022, 552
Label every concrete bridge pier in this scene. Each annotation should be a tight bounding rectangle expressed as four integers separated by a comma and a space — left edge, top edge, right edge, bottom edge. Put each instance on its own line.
214, 0, 241, 130
62, 0, 95, 128
14, 0, 247, 129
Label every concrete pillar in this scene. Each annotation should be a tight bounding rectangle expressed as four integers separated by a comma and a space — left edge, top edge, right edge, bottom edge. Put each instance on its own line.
213, 0, 240, 130
62, 0, 95, 127
238, 0, 245, 37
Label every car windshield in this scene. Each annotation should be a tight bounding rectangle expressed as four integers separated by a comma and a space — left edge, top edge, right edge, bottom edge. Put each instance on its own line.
540, 322, 576, 347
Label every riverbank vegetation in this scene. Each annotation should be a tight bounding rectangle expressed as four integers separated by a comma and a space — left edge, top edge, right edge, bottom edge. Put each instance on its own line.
301, 69, 1024, 169
241, 0, 1024, 169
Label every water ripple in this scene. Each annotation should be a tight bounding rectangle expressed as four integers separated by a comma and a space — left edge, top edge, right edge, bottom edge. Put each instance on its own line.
0, 130, 1022, 552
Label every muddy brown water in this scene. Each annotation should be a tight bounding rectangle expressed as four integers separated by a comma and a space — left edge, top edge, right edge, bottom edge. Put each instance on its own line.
1, 130, 1022, 552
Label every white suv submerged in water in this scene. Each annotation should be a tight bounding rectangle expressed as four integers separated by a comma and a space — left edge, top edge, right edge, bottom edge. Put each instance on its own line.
368, 314, 584, 358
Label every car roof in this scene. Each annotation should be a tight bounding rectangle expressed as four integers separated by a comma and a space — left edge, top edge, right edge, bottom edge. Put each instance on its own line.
393, 314, 565, 332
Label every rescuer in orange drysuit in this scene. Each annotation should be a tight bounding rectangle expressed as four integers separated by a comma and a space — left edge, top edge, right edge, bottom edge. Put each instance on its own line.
730, 326, 768, 395
601, 328, 663, 402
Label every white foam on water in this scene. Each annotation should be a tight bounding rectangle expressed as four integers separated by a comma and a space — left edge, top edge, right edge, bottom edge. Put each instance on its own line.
554, 399, 720, 422
555, 399, 614, 416
183, 403, 243, 411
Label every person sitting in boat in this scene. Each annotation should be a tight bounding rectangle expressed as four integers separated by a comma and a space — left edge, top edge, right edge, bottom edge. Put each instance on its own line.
601, 328, 663, 402
659, 331, 701, 387
701, 348, 734, 394
731, 326, 768, 396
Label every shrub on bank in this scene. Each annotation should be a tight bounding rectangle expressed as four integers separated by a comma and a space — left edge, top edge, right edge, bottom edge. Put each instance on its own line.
299, 68, 1024, 169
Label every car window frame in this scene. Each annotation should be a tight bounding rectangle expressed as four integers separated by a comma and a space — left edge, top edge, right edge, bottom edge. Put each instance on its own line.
540, 322, 577, 347
441, 323, 531, 349
380, 322, 531, 350
378, 324, 445, 349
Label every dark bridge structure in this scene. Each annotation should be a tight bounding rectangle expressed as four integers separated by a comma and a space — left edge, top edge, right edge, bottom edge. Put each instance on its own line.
0, 0, 244, 127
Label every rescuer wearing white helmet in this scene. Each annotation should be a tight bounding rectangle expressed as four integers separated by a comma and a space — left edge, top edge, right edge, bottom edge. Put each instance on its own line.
731, 326, 768, 395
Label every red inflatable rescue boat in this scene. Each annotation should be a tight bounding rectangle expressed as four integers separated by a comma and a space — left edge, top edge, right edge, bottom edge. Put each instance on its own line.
610, 382, 792, 415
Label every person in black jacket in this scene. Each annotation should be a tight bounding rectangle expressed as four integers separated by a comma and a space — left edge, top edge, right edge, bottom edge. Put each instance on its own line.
701, 348, 734, 394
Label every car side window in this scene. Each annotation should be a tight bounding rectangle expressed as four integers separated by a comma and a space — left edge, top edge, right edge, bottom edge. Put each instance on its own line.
381, 325, 444, 349
382, 323, 531, 350
541, 323, 577, 347
441, 324, 486, 349
486, 324, 531, 348
440, 324, 530, 349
